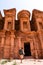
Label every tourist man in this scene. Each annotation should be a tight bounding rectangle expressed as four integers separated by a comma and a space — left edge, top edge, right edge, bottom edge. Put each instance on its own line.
19, 48, 25, 63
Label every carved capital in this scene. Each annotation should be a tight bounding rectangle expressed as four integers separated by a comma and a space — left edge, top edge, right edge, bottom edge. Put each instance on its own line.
17, 10, 30, 19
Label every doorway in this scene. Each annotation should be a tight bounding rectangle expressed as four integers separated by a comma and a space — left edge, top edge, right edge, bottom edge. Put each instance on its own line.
24, 42, 31, 56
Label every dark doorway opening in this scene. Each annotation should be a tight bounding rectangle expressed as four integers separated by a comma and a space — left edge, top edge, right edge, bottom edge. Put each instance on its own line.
24, 42, 31, 56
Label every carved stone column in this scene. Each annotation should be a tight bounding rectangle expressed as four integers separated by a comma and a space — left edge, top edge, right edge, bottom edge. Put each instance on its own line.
13, 17, 15, 30
0, 35, 5, 59
33, 38, 38, 58
30, 40, 35, 58
38, 31, 43, 57
4, 18, 8, 30
10, 34, 15, 59
36, 22, 40, 31
20, 21, 23, 31
32, 32, 39, 59
1, 36, 5, 47
18, 37, 21, 49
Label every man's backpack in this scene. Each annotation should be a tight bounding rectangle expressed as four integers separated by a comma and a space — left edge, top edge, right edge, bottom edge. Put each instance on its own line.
19, 49, 23, 55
